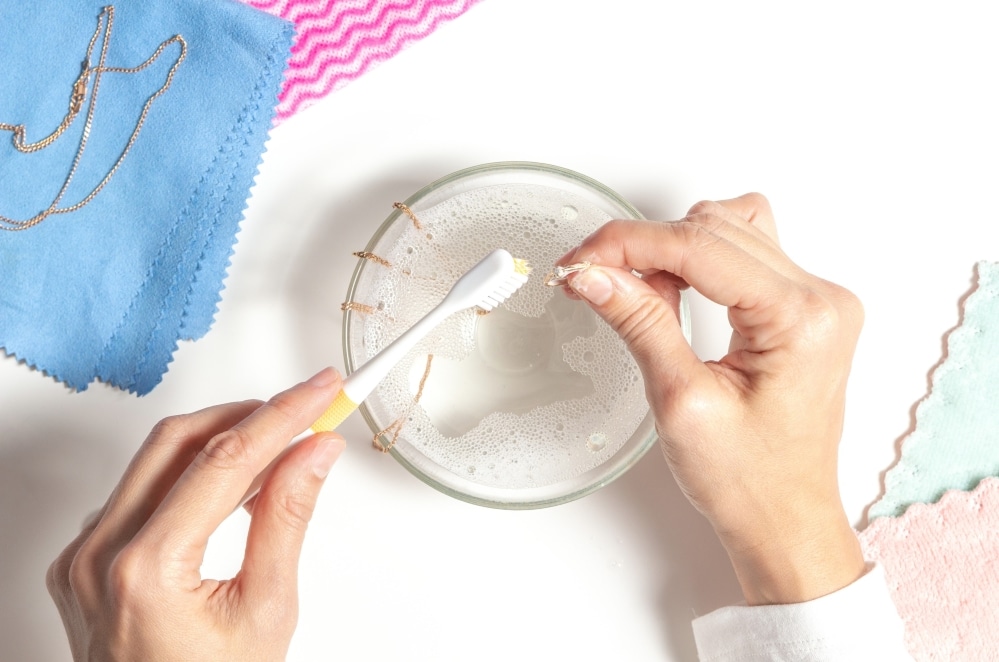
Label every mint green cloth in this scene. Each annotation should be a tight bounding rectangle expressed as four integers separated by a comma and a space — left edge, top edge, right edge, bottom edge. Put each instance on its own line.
868, 261, 999, 520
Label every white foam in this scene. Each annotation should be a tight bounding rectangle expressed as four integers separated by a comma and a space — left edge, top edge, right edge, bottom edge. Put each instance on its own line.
352, 183, 648, 489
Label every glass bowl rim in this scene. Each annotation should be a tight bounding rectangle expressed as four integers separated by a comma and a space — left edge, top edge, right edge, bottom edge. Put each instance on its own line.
341, 161, 687, 509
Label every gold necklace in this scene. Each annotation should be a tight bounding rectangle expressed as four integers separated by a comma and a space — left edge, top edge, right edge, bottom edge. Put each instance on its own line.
0, 5, 186, 231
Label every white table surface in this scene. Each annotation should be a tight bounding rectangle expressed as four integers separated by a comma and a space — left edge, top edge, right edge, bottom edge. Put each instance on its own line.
3, 1, 998, 660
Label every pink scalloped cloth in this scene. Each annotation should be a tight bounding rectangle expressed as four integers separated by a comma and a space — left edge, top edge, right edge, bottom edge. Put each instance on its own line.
860, 477, 999, 660
242, 0, 483, 122
856, 261, 999, 659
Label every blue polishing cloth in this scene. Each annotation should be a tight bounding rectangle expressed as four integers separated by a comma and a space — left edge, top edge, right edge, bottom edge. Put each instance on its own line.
0, 0, 294, 394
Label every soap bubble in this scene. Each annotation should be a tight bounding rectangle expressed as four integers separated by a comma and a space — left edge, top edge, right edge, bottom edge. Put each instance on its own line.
351, 183, 648, 489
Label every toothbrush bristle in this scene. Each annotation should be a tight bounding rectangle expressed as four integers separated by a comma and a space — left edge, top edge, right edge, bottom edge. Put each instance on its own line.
475, 256, 530, 311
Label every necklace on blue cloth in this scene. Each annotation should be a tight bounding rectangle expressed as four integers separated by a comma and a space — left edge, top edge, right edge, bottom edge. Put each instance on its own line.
0, 5, 186, 231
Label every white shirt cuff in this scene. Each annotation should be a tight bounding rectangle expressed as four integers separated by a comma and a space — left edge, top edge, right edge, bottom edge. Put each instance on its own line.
691, 564, 911, 661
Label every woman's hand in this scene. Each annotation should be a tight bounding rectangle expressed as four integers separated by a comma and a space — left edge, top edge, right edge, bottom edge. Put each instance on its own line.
558, 194, 866, 605
46, 368, 346, 661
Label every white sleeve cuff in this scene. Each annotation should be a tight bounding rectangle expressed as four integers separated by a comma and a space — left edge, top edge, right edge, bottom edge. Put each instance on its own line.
691, 564, 912, 661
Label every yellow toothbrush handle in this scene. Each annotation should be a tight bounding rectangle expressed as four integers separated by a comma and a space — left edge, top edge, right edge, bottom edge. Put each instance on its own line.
311, 389, 358, 432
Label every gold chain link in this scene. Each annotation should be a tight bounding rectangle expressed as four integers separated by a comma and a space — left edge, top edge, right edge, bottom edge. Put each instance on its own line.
0, 5, 186, 231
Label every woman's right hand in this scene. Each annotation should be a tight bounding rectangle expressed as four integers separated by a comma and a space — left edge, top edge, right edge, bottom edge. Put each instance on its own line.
557, 193, 867, 606
46, 368, 346, 661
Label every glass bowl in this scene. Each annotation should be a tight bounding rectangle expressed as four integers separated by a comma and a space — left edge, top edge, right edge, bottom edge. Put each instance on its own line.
342, 162, 691, 508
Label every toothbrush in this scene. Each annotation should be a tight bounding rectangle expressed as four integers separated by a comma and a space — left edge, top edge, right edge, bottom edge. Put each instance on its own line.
312, 247, 531, 432
238, 248, 530, 507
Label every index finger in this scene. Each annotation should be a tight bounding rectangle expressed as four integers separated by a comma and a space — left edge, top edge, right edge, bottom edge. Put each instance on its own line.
136, 368, 342, 572
93, 400, 263, 548
568, 218, 798, 314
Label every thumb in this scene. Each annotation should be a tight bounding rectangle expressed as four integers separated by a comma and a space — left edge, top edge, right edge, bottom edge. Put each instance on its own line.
239, 433, 345, 606
568, 266, 699, 393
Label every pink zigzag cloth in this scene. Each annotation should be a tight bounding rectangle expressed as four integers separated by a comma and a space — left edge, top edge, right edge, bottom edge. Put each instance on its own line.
244, 0, 482, 122
859, 477, 999, 660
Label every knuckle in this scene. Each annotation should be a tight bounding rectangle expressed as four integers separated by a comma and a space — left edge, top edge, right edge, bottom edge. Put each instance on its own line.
836, 285, 865, 330
271, 490, 317, 531
685, 199, 718, 217
195, 427, 255, 473
681, 212, 724, 236
67, 543, 100, 598
45, 561, 58, 598
146, 414, 191, 446
801, 288, 837, 324
587, 219, 631, 247
795, 288, 853, 346
264, 390, 307, 426
660, 377, 717, 422
741, 191, 771, 212
674, 216, 726, 259
610, 298, 672, 354
803, 281, 866, 339
107, 545, 147, 602
46, 548, 73, 599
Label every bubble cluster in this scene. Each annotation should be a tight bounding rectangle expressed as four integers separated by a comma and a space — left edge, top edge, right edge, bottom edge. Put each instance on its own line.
349, 183, 649, 490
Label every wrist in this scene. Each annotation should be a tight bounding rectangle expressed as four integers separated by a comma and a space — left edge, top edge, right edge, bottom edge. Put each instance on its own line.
717, 506, 866, 606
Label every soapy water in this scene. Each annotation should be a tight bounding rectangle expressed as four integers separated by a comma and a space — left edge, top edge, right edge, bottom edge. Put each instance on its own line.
351, 183, 648, 489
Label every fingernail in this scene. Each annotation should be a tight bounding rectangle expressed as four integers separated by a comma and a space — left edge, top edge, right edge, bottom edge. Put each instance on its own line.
306, 367, 338, 388
569, 268, 614, 306
311, 437, 345, 478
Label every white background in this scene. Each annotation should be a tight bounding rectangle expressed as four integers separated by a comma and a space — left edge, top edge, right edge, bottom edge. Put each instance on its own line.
3, 1, 998, 660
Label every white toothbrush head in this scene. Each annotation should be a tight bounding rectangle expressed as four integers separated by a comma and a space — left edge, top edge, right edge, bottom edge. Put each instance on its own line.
444, 248, 531, 312
335, 248, 532, 409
